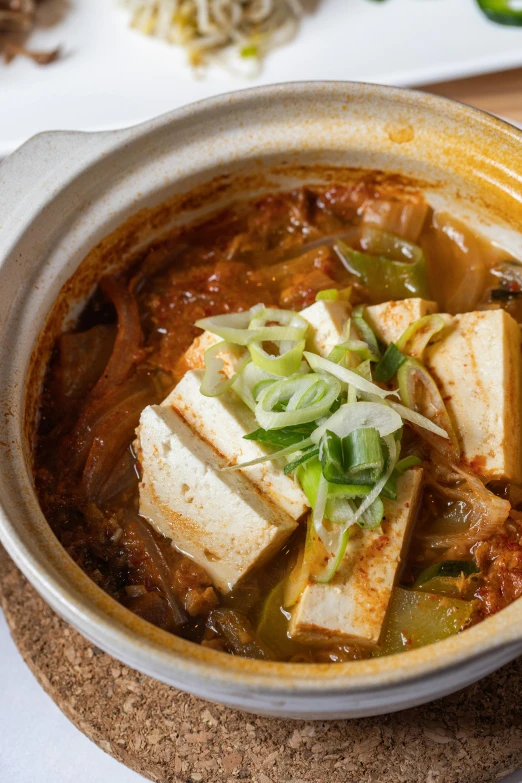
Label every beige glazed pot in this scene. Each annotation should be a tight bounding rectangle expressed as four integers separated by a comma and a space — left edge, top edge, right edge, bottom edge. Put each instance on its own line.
2, 82, 522, 719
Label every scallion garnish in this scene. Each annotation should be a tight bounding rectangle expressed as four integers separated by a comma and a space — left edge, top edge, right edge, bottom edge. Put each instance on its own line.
320, 430, 345, 483
373, 342, 406, 383
244, 423, 316, 448
352, 305, 382, 360
343, 427, 383, 478
395, 455, 422, 473
283, 446, 320, 475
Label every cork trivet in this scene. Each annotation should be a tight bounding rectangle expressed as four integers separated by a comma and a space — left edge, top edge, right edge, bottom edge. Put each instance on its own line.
1, 545, 522, 783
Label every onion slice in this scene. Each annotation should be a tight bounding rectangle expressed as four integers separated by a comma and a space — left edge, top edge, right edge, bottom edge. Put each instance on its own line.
304, 352, 395, 399
91, 277, 143, 399
311, 402, 402, 444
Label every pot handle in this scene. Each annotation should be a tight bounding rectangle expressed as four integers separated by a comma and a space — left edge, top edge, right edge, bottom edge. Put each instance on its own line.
0, 129, 121, 227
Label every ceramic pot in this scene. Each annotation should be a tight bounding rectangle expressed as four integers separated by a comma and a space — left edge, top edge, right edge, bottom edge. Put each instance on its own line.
1, 83, 522, 719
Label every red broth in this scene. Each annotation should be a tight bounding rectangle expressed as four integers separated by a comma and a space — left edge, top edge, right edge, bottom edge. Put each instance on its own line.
33, 182, 522, 661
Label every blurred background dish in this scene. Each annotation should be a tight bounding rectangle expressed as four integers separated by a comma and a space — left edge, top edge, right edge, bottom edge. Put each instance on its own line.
3, 0, 522, 156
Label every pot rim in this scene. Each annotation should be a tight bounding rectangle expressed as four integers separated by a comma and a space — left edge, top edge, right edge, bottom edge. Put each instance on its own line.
2, 80, 522, 699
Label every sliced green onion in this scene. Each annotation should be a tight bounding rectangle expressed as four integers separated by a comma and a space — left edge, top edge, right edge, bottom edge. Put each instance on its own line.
249, 338, 305, 377
315, 288, 339, 301
248, 325, 307, 343
195, 304, 264, 345
284, 446, 320, 475
373, 342, 406, 383
343, 427, 384, 477
249, 307, 308, 345
381, 473, 397, 500
320, 430, 345, 483
327, 339, 379, 366
316, 493, 385, 583
232, 363, 279, 411
312, 471, 329, 543
396, 314, 446, 361
314, 526, 352, 583
312, 401, 402, 445
221, 437, 313, 472
395, 455, 422, 473
326, 482, 373, 499
255, 373, 341, 430
352, 305, 382, 360
359, 496, 385, 529
304, 352, 395, 399
200, 341, 250, 397
244, 423, 316, 448
397, 358, 454, 442
353, 359, 373, 382
297, 458, 370, 508
349, 434, 398, 528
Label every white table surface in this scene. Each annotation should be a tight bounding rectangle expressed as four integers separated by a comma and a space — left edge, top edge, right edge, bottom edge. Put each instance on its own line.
0, 611, 143, 782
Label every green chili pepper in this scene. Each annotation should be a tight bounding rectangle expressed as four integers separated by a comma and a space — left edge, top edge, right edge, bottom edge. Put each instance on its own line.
476, 0, 522, 25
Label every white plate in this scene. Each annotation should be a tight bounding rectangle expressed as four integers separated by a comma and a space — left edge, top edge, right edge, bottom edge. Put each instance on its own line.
2, 0, 522, 156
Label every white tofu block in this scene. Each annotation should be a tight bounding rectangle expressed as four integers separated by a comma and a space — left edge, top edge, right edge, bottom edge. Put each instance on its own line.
138, 405, 298, 594
425, 309, 522, 482
165, 371, 309, 520
365, 298, 438, 346
289, 469, 423, 647
182, 331, 243, 377
300, 300, 351, 357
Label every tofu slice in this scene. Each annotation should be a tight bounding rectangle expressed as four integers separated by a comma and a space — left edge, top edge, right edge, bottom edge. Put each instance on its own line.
425, 309, 522, 481
183, 331, 243, 377
138, 404, 298, 594
300, 300, 351, 357
165, 370, 309, 520
289, 468, 423, 647
365, 298, 438, 345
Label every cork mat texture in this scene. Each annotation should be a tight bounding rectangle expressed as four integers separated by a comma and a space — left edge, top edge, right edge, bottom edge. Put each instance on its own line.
2, 547, 522, 783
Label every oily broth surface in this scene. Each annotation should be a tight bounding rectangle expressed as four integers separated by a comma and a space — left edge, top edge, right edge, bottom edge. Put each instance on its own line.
33, 182, 522, 662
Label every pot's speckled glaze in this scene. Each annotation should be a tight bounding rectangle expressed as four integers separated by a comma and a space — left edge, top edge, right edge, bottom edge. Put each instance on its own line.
2, 83, 522, 719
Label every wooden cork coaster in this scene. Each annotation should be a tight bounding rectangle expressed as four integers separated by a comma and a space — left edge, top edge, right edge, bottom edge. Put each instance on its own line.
2, 545, 522, 783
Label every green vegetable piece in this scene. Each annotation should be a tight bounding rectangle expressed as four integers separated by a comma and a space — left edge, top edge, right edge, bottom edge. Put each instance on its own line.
256, 580, 305, 658
241, 44, 258, 57
352, 305, 382, 359
395, 455, 422, 473
297, 458, 371, 510
343, 427, 383, 478
314, 526, 352, 583
358, 496, 384, 529
414, 560, 479, 589
321, 430, 346, 483
476, 0, 522, 25
381, 473, 398, 500
244, 423, 315, 448
376, 587, 475, 656
373, 342, 407, 382
284, 446, 320, 475
395, 314, 445, 361
316, 288, 339, 301
337, 240, 429, 300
